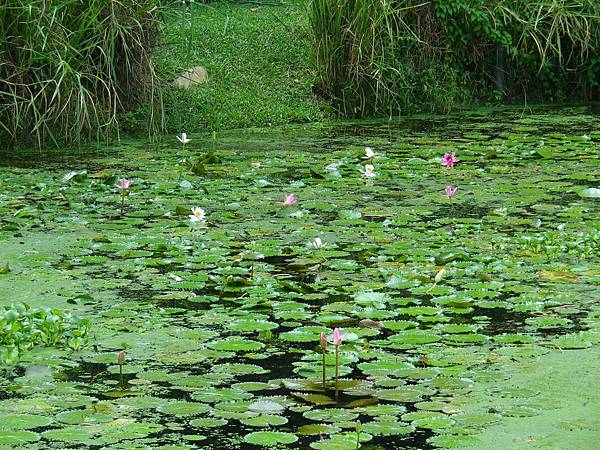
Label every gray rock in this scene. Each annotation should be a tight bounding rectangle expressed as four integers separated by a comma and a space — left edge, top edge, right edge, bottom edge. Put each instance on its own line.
173, 66, 208, 89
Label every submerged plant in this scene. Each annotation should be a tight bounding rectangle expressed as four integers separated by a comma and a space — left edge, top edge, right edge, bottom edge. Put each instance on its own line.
115, 178, 132, 214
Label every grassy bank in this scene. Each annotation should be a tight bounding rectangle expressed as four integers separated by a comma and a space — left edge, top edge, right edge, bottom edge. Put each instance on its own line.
147, 0, 327, 133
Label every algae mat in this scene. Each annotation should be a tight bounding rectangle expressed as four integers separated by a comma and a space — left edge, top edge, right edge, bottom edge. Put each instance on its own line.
0, 106, 599, 449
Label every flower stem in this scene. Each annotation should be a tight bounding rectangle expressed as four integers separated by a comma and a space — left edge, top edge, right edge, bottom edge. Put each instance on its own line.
120, 192, 125, 214
322, 349, 327, 391
335, 344, 340, 402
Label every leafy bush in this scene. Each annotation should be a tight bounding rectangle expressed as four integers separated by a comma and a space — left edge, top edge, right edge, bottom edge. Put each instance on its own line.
436, 0, 600, 101
0, 0, 164, 149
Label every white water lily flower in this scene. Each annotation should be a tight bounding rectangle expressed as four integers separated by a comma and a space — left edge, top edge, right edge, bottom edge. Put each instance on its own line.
365, 147, 375, 158
360, 164, 377, 178
325, 161, 344, 173
177, 133, 191, 145
189, 207, 206, 222
312, 237, 326, 249
434, 268, 446, 283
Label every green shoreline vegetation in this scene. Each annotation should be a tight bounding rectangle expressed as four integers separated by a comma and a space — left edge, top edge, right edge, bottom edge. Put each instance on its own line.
151, 0, 328, 132
2, 0, 599, 149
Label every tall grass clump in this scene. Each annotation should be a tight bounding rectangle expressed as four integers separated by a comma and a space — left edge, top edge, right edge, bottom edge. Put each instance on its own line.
308, 0, 471, 117
308, 0, 400, 117
0, 0, 163, 149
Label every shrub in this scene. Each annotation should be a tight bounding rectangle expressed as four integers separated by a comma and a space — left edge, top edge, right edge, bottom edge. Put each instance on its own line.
436, 0, 600, 101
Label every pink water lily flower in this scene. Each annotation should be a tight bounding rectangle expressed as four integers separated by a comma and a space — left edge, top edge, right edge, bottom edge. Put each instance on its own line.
332, 327, 342, 346
276, 193, 298, 206
445, 186, 458, 198
442, 152, 458, 168
115, 178, 132, 190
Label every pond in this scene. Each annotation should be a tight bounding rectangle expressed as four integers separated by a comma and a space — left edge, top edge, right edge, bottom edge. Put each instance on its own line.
0, 105, 599, 449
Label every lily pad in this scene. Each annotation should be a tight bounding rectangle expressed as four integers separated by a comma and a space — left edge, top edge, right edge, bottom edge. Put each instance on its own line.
243, 431, 298, 446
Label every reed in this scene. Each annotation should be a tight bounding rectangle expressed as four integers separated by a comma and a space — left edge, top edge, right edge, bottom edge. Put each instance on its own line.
0, 0, 163, 149
308, 0, 415, 117
497, 0, 600, 68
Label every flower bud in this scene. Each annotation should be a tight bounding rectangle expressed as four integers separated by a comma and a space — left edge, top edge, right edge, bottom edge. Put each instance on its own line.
319, 332, 327, 350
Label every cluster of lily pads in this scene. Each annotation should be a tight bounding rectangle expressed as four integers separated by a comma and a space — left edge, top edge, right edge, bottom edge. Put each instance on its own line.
0, 106, 598, 449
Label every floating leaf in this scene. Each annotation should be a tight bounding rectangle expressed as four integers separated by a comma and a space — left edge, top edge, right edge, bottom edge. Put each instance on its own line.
243, 431, 298, 446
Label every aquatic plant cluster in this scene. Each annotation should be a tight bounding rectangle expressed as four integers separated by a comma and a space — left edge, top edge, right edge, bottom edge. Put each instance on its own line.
0, 106, 599, 448
0, 304, 90, 367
